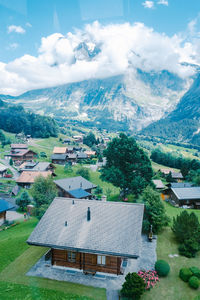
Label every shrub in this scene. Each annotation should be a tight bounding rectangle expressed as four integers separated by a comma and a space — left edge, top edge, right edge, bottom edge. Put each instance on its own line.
193, 295, 200, 300
121, 272, 145, 299
155, 260, 170, 277
179, 268, 193, 282
178, 238, 200, 258
190, 267, 200, 279
189, 276, 200, 289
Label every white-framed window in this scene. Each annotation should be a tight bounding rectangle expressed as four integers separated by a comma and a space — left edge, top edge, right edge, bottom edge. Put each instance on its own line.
67, 251, 76, 262
97, 255, 106, 265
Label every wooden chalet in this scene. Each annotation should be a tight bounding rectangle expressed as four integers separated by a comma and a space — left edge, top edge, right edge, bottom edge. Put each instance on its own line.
27, 198, 144, 275
170, 186, 200, 209
51, 154, 67, 165
16, 171, 52, 188
54, 176, 96, 199
9, 149, 37, 162
0, 199, 15, 224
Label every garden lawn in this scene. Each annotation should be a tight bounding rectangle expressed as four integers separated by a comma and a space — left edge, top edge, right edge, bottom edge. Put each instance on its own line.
141, 203, 200, 300
0, 219, 106, 300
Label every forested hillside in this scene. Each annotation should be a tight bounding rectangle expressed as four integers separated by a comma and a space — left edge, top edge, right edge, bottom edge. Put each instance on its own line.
0, 99, 58, 138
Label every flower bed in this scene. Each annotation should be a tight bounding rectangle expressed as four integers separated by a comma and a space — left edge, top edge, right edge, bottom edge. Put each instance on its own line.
138, 270, 160, 290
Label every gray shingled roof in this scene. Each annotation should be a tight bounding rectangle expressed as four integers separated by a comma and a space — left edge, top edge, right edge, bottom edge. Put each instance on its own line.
51, 154, 67, 160
27, 198, 144, 258
54, 176, 96, 192
33, 162, 51, 171
170, 182, 192, 188
172, 187, 200, 200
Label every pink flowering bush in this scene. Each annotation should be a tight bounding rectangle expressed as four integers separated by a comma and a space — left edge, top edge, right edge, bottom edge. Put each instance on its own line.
138, 270, 160, 290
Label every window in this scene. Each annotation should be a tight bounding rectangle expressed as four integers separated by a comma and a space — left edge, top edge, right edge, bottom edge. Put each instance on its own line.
97, 255, 106, 265
67, 251, 76, 263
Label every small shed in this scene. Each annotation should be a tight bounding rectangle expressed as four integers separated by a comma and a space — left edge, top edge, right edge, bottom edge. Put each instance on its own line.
0, 163, 7, 177
0, 199, 15, 223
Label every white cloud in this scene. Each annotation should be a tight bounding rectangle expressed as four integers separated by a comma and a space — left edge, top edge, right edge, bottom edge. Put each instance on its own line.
142, 1, 154, 9
0, 21, 199, 95
158, 0, 168, 6
8, 25, 26, 34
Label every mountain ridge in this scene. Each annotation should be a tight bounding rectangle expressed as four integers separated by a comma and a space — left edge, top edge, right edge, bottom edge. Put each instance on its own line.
1, 68, 190, 131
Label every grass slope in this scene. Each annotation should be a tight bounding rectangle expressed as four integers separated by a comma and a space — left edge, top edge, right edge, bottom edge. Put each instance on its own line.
0, 219, 106, 300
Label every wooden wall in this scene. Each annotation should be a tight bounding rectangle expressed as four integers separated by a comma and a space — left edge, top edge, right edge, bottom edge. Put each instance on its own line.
0, 211, 6, 220
52, 248, 122, 275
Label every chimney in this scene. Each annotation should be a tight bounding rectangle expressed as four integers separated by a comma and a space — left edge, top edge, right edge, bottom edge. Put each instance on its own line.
87, 207, 91, 221
65, 221, 68, 227
72, 199, 75, 205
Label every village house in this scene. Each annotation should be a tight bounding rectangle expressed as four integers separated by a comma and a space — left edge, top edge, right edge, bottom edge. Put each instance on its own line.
19, 162, 55, 173
27, 198, 144, 275
16, 171, 52, 188
8, 149, 37, 163
164, 182, 192, 199
170, 186, 200, 209
171, 172, 184, 182
51, 154, 68, 165
0, 199, 15, 224
54, 176, 97, 199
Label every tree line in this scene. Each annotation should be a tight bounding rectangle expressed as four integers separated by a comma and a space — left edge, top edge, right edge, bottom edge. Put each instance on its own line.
151, 148, 200, 176
0, 100, 58, 138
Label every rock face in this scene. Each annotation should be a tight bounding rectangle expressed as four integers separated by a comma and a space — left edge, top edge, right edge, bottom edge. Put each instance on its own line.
142, 73, 200, 145
1, 68, 191, 131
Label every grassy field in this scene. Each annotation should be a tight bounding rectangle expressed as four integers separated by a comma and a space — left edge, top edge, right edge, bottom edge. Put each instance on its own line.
0, 219, 106, 300
141, 202, 200, 300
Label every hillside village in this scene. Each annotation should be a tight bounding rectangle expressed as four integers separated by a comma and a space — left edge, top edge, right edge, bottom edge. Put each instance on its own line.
0, 127, 200, 300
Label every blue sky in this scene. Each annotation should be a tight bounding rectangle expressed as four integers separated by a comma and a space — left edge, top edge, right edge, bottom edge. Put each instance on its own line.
1, 0, 200, 62
0, 0, 200, 95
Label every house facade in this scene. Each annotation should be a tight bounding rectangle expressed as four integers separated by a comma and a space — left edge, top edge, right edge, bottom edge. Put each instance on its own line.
52, 249, 122, 274
27, 198, 144, 275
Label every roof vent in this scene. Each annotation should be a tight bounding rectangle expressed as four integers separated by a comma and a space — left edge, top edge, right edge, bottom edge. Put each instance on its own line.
69, 185, 71, 189
65, 221, 67, 226
80, 182, 82, 188
87, 207, 91, 221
